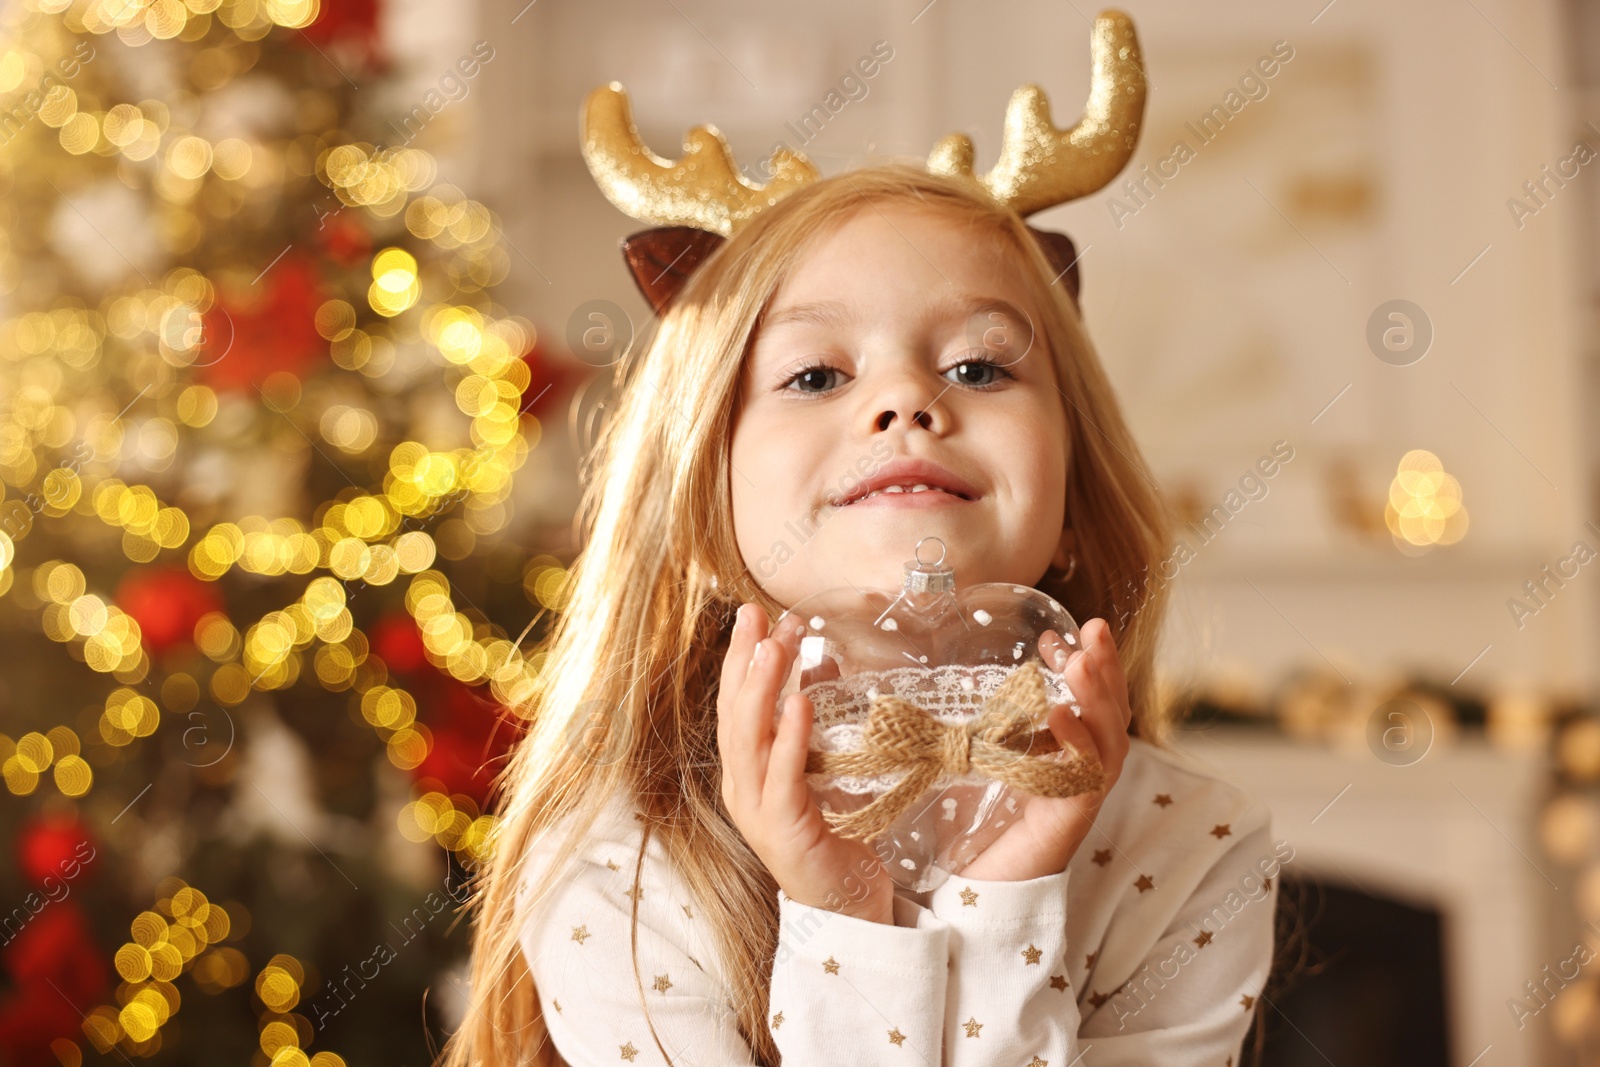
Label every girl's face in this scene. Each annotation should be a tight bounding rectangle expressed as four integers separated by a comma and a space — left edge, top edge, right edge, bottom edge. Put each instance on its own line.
730, 203, 1071, 608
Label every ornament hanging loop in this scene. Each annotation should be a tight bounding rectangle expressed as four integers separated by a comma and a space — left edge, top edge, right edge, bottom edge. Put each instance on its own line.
904, 536, 956, 594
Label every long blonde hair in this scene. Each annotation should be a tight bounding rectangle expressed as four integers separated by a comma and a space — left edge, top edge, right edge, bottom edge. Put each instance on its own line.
437, 163, 1176, 1066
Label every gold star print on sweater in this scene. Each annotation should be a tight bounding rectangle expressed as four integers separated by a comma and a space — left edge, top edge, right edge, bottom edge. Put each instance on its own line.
515, 737, 1283, 1065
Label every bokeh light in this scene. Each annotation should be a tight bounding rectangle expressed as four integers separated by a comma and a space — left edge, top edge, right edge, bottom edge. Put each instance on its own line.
1384, 449, 1468, 551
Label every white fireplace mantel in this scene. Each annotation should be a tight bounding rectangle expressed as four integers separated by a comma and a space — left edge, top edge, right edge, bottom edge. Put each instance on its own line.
1171, 725, 1557, 1066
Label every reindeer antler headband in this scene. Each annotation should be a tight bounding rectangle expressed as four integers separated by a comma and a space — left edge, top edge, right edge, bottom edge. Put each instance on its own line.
581, 9, 1146, 314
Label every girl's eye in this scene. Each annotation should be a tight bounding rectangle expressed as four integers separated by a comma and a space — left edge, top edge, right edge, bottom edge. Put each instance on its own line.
777, 354, 1016, 396
942, 354, 1016, 389
779, 363, 846, 394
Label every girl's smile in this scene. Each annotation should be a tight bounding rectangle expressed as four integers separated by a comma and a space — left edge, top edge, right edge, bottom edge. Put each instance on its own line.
826, 456, 980, 508
835, 485, 972, 508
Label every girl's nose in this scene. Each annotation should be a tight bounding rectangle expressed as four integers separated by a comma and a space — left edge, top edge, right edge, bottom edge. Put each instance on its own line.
865, 365, 946, 435
874, 406, 934, 432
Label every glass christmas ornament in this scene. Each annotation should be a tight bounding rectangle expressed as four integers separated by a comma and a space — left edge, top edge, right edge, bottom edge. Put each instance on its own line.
773, 536, 1100, 892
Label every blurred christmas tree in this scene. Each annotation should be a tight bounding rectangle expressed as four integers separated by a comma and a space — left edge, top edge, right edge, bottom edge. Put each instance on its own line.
0, 0, 580, 1063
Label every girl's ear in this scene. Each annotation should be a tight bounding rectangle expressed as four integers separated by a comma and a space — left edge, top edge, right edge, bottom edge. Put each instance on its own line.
1051, 526, 1079, 571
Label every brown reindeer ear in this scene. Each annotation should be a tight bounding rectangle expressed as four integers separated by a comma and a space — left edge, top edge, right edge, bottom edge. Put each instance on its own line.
1026, 225, 1083, 308
620, 226, 726, 315
621, 224, 1081, 315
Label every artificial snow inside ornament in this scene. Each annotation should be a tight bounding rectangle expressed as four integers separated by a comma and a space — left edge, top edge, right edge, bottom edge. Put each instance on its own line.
774, 536, 1104, 891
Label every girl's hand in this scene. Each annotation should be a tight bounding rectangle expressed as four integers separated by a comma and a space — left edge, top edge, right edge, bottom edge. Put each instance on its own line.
717, 602, 898, 924
960, 618, 1131, 882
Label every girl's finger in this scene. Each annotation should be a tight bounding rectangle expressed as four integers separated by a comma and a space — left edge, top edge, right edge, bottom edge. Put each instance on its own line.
767, 614, 807, 658
1086, 619, 1132, 731
716, 607, 771, 809
1035, 631, 1084, 747
1038, 629, 1069, 675
1049, 633, 1088, 716
1064, 644, 1120, 779
763, 691, 815, 818
719, 605, 767, 703
747, 615, 805, 726
1039, 630, 1080, 715
1044, 696, 1095, 759
729, 634, 793, 802
717, 604, 768, 758
1080, 642, 1130, 777
727, 638, 775, 801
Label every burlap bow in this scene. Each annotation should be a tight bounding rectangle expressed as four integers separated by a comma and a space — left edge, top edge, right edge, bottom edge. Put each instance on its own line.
803, 660, 1105, 841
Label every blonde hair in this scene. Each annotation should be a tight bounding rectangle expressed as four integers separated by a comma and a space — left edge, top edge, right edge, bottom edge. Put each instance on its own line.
437, 163, 1175, 1066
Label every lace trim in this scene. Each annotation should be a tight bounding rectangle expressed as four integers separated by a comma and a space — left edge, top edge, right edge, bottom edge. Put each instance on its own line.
803, 663, 1072, 795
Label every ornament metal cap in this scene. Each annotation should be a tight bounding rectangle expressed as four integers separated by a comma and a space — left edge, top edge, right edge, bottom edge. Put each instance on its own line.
903, 536, 956, 594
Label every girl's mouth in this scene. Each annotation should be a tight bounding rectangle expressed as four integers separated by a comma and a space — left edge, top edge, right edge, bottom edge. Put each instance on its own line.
825, 456, 982, 509
841, 484, 975, 507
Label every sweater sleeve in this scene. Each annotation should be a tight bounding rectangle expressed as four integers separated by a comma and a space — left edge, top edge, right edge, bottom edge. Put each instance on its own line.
1077, 800, 1280, 1063
767, 890, 950, 1062
925, 801, 1279, 1066
516, 810, 759, 1066
928, 868, 1078, 1064
517, 800, 954, 1066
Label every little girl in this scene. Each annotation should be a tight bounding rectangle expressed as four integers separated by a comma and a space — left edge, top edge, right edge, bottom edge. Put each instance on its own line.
443, 28, 1283, 1066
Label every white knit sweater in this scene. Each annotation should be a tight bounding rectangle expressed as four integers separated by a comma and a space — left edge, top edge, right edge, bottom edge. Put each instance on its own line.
516, 736, 1284, 1066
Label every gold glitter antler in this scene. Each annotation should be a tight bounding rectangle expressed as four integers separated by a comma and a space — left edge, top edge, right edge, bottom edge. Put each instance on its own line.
927, 9, 1146, 215
581, 82, 821, 237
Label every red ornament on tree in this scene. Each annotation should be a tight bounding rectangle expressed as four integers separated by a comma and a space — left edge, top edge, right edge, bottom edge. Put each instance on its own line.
115, 566, 223, 657
0, 903, 110, 1061
370, 611, 427, 675
318, 212, 372, 268
16, 813, 94, 886
197, 253, 327, 392
0, 815, 105, 1058
520, 335, 584, 421
410, 675, 522, 807
296, 0, 390, 73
